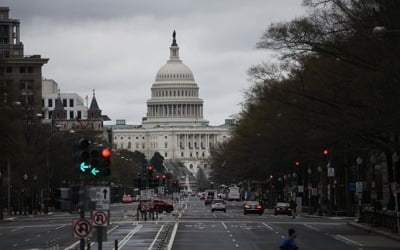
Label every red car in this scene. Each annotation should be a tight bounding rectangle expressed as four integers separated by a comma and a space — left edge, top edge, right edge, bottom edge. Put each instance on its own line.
122, 194, 133, 203
153, 199, 174, 213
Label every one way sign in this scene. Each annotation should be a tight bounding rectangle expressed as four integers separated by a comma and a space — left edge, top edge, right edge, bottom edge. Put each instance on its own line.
88, 186, 110, 210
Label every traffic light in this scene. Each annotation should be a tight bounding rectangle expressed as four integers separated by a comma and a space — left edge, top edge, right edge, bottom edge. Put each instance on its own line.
100, 147, 112, 176
323, 149, 329, 156
295, 161, 300, 167
76, 138, 91, 173
162, 174, 166, 185
89, 145, 101, 176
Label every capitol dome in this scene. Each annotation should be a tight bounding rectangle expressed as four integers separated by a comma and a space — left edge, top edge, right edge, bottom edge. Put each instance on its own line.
143, 31, 208, 128
155, 62, 195, 82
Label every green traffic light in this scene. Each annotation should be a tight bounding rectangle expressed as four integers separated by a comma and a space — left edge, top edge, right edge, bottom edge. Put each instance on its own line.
91, 168, 100, 176
80, 162, 91, 172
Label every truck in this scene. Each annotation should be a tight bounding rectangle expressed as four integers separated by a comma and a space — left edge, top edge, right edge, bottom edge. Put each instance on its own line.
228, 186, 241, 201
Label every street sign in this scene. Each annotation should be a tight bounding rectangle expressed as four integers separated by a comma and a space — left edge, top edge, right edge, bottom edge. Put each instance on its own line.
73, 218, 92, 238
348, 182, 356, 192
88, 186, 110, 210
140, 189, 154, 200
328, 167, 335, 177
356, 181, 363, 193
92, 210, 108, 226
311, 188, 318, 196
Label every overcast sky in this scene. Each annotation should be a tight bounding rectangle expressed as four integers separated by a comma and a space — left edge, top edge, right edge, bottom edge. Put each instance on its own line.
3, 0, 305, 125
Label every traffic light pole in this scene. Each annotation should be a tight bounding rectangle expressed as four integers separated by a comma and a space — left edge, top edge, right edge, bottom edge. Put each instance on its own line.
79, 174, 86, 250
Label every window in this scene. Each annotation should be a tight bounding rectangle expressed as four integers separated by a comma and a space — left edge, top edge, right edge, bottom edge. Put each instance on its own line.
190, 152, 192, 157
136, 137, 138, 139
19, 80, 34, 106
6, 67, 12, 73
77, 111, 82, 119
164, 136, 168, 139
62, 99, 67, 107
48, 111, 53, 119
136, 143, 139, 149
181, 152, 184, 157
165, 152, 167, 157
164, 142, 168, 148
19, 67, 26, 73
202, 152, 205, 157
69, 99, 74, 107
48, 99, 53, 108
142, 137, 145, 139
189, 164, 193, 169
142, 143, 145, 149
128, 142, 131, 149
69, 111, 74, 119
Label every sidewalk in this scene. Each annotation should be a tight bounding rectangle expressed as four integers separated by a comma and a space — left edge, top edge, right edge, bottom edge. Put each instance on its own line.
348, 221, 400, 242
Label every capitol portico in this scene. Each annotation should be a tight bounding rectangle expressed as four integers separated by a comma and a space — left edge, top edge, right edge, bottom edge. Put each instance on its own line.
111, 31, 232, 174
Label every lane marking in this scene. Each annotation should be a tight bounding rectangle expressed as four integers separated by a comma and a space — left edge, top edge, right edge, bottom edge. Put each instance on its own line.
11, 226, 24, 232
56, 225, 66, 230
148, 225, 165, 250
335, 235, 364, 247
65, 225, 119, 250
167, 221, 179, 250
304, 224, 320, 232
118, 224, 143, 249
262, 223, 273, 231
221, 222, 228, 229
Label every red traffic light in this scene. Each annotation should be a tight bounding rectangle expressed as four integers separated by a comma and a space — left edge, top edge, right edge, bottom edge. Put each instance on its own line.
162, 175, 166, 179
295, 161, 300, 166
147, 165, 153, 171
156, 175, 160, 179
323, 149, 329, 156
101, 148, 112, 158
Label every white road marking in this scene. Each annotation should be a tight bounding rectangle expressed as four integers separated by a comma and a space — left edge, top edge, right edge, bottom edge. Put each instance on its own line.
262, 223, 273, 230
65, 225, 119, 250
167, 221, 179, 250
335, 235, 364, 247
304, 224, 320, 231
235, 244, 239, 247
221, 222, 228, 229
11, 226, 24, 232
148, 225, 165, 250
56, 225, 66, 230
118, 224, 143, 249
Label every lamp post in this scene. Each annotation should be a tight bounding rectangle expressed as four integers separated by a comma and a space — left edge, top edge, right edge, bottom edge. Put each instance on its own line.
391, 152, 400, 233
317, 165, 323, 215
356, 156, 363, 222
307, 168, 313, 212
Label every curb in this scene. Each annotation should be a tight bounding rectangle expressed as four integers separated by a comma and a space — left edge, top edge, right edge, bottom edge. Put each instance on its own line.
347, 222, 400, 242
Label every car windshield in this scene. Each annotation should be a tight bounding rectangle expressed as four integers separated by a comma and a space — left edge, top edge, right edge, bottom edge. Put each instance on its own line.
245, 201, 260, 205
276, 203, 289, 207
214, 200, 224, 203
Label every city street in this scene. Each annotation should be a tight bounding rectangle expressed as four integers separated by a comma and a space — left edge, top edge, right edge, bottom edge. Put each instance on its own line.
1, 197, 399, 249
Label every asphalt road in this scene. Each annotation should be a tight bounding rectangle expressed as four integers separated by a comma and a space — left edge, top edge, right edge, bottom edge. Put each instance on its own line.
0, 197, 399, 250
172, 197, 399, 250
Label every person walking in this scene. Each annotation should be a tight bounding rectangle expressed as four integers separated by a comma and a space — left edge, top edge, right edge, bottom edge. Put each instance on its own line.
280, 228, 299, 250
290, 199, 296, 218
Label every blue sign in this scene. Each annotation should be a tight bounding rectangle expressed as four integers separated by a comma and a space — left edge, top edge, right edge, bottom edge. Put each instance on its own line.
348, 182, 356, 192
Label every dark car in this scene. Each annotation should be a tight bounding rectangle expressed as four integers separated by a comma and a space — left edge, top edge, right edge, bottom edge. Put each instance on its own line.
243, 201, 264, 215
274, 202, 292, 216
153, 199, 174, 213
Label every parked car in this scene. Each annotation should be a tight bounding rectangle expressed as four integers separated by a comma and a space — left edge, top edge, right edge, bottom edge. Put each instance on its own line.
198, 192, 205, 200
243, 201, 264, 215
211, 199, 226, 212
153, 199, 174, 213
274, 202, 292, 216
122, 194, 133, 203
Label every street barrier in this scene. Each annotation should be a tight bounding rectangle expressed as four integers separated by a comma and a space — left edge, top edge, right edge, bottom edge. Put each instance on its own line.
363, 207, 399, 232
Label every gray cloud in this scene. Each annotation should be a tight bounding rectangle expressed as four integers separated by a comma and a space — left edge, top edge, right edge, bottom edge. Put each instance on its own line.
3, 0, 305, 125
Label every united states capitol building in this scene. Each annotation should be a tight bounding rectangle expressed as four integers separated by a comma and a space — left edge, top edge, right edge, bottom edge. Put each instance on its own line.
111, 32, 232, 174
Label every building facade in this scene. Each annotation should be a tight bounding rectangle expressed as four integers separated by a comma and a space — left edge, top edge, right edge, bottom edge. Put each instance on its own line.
42, 79, 88, 121
0, 7, 48, 115
112, 32, 232, 174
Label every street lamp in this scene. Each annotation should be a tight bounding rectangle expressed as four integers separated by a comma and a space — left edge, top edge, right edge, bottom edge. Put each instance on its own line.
356, 156, 363, 222
307, 168, 313, 211
391, 152, 400, 233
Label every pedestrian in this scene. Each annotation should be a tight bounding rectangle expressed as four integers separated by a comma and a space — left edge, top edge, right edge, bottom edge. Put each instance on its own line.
289, 199, 296, 218
280, 228, 299, 250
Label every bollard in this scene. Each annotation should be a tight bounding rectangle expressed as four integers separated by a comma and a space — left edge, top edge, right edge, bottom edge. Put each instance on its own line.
115, 239, 118, 250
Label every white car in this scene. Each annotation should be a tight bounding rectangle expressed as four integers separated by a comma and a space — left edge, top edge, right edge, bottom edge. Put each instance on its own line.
211, 199, 226, 213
